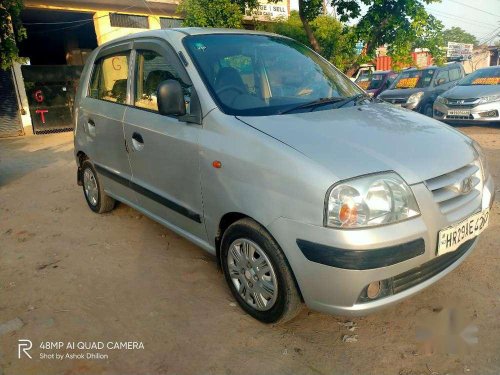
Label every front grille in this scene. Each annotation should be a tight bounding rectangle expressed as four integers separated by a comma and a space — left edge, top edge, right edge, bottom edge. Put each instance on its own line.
383, 98, 407, 104
446, 98, 478, 108
357, 239, 475, 303
446, 114, 474, 120
392, 238, 474, 294
424, 161, 482, 214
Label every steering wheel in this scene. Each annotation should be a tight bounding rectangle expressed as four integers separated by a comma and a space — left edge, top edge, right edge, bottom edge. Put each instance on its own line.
216, 85, 246, 96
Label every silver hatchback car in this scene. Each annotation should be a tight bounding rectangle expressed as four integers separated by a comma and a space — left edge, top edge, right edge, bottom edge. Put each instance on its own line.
74, 29, 494, 323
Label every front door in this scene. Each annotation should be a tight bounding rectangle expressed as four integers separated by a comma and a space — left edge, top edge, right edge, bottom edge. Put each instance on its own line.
80, 47, 136, 204
123, 42, 206, 241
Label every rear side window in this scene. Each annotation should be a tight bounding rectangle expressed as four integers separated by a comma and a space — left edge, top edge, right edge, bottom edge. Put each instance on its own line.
88, 53, 130, 104
134, 50, 185, 112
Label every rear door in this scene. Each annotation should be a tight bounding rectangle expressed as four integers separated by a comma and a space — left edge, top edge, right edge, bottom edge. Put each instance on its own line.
79, 43, 136, 204
123, 38, 206, 241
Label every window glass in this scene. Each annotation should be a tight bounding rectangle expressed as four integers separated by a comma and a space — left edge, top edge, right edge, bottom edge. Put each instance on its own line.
392, 69, 434, 89
449, 67, 462, 81
134, 50, 186, 112
184, 34, 362, 116
435, 69, 450, 85
88, 54, 129, 103
459, 67, 500, 86
355, 74, 384, 90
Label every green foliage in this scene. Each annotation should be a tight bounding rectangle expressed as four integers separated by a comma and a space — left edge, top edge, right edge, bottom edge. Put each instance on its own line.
332, 0, 446, 66
259, 11, 358, 72
0, 0, 27, 70
442, 27, 479, 46
178, 0, 244, 28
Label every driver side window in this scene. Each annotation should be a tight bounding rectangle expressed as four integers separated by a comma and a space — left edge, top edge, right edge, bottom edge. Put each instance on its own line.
134, 50, 185, 112
435, 70, 450, 86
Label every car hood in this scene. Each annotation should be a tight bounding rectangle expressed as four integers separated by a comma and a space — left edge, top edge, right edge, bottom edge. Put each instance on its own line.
379, 87, 429, 99
237, 103, 474, 185
443, 84, 500, 99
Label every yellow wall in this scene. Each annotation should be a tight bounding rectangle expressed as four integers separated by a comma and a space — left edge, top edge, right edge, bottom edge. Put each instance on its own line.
93, 12, 182, 45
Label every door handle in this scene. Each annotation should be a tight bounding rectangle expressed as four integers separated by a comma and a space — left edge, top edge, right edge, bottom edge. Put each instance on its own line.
87, 119, 96, 137
131, 132, 144, 151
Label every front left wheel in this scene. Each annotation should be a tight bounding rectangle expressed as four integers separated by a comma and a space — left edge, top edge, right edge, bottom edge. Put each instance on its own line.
81, 160, 116, 214
221, 218, 302, 324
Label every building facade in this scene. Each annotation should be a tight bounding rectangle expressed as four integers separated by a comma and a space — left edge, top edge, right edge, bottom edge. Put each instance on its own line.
3, 0, 289, 137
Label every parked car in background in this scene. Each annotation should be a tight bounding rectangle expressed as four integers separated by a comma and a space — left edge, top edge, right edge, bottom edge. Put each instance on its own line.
355, 70, 398, 98
379, 63, 465, 116
74, 29, 494, 324
434, 66, 500, 125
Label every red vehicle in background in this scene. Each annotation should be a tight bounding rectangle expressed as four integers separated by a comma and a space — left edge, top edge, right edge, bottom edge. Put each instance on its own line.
355, 70, 398, 98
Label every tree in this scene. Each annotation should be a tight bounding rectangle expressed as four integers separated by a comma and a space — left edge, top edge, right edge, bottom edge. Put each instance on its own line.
332, 0, 445, 74
260, 11, 358, 72
178, 0, 244, 28
0, 0, 26, 70
177, 0, 275, 28
297, 0, 323, 52
442, 26, 479, 46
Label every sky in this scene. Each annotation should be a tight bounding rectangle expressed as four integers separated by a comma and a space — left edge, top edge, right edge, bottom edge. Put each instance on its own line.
289, 0, 500, 44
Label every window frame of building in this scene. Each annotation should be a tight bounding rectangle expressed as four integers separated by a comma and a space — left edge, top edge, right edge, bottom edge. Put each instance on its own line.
160, 17, 183, 29
109, 13, 149, 29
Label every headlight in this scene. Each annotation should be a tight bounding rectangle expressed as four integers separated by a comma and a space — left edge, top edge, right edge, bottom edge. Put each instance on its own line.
407, 92, 424, 105
478, 95, 500, 104
436, 96, 448, 104
472, 141, 489, 180
325, 172, 420, 228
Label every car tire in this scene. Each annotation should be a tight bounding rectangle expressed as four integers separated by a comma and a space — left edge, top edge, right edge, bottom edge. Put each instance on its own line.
422, 103, 433, 117
221, 218, 302, 324
81, 160, 115, 214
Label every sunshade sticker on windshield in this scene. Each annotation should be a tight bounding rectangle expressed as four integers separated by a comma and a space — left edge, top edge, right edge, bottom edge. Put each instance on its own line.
396, 77, 419, 89
472, 77, 500, 85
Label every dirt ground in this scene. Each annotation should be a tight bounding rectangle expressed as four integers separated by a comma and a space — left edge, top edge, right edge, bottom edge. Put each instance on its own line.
0, 125, 499, 375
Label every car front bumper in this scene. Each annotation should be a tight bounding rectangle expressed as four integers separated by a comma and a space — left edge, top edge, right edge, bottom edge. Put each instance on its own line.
433, 101, 500, 124
267, 175, 495, 316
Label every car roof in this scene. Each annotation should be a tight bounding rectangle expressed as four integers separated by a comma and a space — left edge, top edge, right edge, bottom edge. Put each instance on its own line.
404, 63, 461, 72
97, 28, 278, 49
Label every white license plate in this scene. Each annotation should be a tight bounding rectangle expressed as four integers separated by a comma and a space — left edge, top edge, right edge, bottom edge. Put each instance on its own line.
437, 209, 489, 256
448, 109, 470, 116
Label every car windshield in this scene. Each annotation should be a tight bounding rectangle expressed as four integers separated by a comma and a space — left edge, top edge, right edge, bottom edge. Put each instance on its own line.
459, 67, 500, 86
355, 73, 384, 90
392, 69, 435, 89
183, 34, 363, 116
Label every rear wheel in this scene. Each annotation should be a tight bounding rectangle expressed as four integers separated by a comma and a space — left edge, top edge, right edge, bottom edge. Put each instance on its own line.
81, 160, 115, 214
221, 218, 301, 324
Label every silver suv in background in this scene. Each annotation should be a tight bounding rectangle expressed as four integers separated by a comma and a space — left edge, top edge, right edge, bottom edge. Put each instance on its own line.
379, 63, 465, 116
434, 66, 500, 125
74, 29, 494, 324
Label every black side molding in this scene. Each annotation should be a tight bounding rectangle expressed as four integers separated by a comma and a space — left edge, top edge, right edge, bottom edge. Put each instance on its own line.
296, 238, 425, 270
95, 164, 202, 223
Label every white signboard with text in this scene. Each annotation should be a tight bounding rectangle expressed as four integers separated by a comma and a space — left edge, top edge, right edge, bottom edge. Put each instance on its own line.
447, 42, 473, 59
245, 0, 289, 21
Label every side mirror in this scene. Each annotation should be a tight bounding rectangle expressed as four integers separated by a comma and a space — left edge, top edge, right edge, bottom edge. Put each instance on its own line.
157, 80, 186, 116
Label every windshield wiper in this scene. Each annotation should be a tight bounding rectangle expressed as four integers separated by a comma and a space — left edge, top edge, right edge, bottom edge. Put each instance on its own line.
280, 97, 346, 114
333, 93, 372, 108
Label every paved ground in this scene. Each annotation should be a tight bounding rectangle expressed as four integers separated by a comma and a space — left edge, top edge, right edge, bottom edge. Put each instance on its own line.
0, 125, 499, 375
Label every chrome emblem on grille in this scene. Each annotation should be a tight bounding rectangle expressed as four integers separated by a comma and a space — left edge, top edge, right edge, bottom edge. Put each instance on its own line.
459, 176, 473, 194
